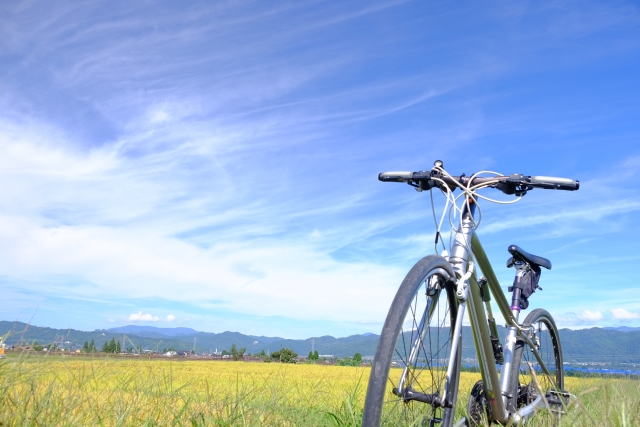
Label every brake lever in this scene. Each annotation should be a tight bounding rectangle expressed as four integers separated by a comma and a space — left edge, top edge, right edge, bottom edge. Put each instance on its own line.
496, 174, 532, 197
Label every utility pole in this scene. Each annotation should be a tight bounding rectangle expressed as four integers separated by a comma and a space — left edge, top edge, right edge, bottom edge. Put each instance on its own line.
193, 337, 196, 354
311, 338, 315, 353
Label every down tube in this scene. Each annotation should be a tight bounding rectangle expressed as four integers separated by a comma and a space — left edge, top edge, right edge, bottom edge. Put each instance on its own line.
467, 272, 507, 423
470, 234, 517, 327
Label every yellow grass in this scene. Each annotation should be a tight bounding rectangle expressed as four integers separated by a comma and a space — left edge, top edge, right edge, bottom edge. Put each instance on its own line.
0, 355, 636, 426
2, 357, 370, 426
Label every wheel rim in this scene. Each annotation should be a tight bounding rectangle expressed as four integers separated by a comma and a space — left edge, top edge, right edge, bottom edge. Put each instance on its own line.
379, 270, 457, 426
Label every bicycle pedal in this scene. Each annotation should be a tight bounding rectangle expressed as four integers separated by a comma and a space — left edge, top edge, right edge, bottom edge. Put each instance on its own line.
547, 390, 572, 406
548, 390, 573, 398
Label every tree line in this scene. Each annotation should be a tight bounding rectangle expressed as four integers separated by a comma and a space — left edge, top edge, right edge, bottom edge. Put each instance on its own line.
80, 338, 122, 353
35, 338, 366, 364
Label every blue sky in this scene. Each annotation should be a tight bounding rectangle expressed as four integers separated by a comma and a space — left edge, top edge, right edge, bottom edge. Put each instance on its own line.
1, 0, 639, 338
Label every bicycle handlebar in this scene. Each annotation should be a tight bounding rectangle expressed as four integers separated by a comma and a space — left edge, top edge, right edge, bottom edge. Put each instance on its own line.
378, 170, 580, 194
527, 176, 579, 191
378, 171, 415, 182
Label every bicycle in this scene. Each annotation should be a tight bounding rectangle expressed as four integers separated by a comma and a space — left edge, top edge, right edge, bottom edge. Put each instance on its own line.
362, 161, 580, 427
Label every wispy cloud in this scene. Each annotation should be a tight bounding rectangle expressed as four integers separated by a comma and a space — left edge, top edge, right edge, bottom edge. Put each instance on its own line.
481, 198, 640, 235
1, 0, 639, 336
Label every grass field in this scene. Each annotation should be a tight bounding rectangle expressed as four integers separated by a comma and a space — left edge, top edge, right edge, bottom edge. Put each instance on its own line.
1, 353, 638, 426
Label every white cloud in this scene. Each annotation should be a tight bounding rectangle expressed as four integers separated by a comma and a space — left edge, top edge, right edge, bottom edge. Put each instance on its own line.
611, 308, 640, 320
579, 310, 603, 321
129, 311, 160, 322
1, 0, 640, 337
0, 128, 405, 325
108, 318, 115, 323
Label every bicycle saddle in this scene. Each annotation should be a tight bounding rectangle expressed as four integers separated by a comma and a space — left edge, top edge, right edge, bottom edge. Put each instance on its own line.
507, 245, 552, 270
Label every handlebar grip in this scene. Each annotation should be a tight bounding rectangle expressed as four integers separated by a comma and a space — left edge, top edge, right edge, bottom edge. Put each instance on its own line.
528, 176, 580, 191
379, 171, 414, 182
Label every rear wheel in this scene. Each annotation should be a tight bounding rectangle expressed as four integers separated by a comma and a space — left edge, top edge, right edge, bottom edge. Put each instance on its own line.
508, 309, 565, 423
362, 255, 460, 427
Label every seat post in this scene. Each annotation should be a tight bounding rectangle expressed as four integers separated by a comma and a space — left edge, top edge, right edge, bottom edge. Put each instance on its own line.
510, 266, 526, 311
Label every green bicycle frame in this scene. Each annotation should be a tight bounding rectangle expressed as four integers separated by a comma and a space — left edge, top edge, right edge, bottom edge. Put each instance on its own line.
459, 232, 558, 423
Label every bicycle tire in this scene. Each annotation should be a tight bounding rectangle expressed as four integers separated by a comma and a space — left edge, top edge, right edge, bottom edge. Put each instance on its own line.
362, 255, 460, 427
508, 308, 565, 422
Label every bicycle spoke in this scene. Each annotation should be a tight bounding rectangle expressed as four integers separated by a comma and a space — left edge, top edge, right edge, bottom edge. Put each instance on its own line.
378, 275, 456, 426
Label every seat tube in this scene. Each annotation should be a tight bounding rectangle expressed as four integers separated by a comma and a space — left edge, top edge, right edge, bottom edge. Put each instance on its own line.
499, 307, 521, 409
500, 270, 527, 408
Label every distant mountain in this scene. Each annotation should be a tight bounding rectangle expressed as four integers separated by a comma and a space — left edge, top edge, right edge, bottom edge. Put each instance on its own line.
603, 326, 640, 332
0, 321, 375, 357
3, 320, 640, 364
106, 325, 199, 337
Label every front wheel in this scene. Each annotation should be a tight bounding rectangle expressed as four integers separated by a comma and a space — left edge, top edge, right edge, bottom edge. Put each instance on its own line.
362, 255, 460, 427
508, 308, 565, 422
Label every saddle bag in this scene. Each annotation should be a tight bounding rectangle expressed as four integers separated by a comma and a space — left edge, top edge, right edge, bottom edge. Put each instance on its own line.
509, 264, 541, 310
